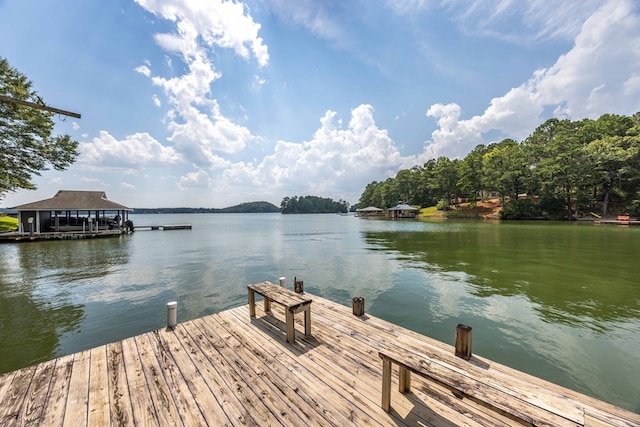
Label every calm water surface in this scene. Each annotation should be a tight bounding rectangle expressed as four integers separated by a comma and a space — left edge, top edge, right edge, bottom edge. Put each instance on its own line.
0, 214, 639, 412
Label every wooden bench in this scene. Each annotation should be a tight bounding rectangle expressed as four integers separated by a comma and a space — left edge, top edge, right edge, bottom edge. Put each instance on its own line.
248, 281, 312, 344
379, 348, 584, 426
616, 215, 630, 221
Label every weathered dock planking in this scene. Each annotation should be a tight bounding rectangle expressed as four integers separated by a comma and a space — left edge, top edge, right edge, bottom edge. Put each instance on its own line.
0, 293, 638, 426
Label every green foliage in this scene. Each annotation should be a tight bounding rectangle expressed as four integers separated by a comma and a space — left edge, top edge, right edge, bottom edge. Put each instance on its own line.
429, 157, 460, 209
537, 194, 565, 219
436, 199, 449, 211
220, 201, 280, 213
483, 138, 531, 202
358, 110, 640, 220
280, 195, 348, 214
0, 215, 18, 231
499, 199, 542, 220
0, 57, 79, 199
458, 144, 486, 203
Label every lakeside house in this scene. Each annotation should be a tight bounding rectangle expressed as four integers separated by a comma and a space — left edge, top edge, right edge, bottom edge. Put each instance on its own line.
9, 190, 132, 235
387, 203, 419, 218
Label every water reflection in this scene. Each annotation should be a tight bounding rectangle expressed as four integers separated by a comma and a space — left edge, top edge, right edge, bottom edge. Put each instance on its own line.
0, 243, 88, 372
363, 221, 640, 332
1, 215, 638, 412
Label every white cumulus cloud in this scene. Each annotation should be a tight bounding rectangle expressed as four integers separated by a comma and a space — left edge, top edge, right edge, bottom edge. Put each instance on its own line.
220, 104, 404, 201
132, 0, 263, 168
120, 182, 136, 190
78, 131, 182, 171
134, 0, 269, 66
422, 0, 640, 159
178, 170, 212, 191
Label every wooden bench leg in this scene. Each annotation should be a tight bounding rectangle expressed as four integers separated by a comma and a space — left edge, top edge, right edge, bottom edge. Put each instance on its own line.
304, 307, 311, 335
399, 365, 411, 393
264, 297, 271, 313
248, 289, 256, 317
382, 358, 392, 412
285, 309, 295, 343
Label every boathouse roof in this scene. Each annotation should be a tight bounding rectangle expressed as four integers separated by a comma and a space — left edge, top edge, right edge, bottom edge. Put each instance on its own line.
387, 203, 418, 211
357, 206, 383, 212
9, 190, 132, 211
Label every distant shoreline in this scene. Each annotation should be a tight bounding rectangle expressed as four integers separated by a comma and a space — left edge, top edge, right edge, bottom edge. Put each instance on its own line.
131, 201, 280, 214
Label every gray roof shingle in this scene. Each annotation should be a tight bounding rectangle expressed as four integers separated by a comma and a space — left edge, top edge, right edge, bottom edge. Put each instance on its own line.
10, 190, 131, 211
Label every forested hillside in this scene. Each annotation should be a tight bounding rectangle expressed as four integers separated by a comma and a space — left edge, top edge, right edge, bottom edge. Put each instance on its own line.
359, 112, 640, 219
133, 201, 280, 214
280, 195, 349, 214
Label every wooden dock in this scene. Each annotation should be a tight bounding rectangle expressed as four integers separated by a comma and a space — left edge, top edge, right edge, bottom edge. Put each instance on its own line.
0, 293, 638, 426
134, 224, 192, 231
0, 229, 123, 243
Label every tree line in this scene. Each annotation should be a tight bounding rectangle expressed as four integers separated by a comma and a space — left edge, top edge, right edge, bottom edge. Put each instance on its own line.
132, 201, 280, 214
359, 112, 640, 219
281, 195, 349, 214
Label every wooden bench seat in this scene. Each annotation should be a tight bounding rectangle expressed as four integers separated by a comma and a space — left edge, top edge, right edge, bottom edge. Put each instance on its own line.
379, 347, 584, 426
248, 281, 312, 344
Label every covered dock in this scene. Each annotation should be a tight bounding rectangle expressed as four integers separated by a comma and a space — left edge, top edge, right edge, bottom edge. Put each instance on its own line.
388, 203, 419, 219
0, 291, 637, 426
9, 190, 132, 235
355, 206, 384, 217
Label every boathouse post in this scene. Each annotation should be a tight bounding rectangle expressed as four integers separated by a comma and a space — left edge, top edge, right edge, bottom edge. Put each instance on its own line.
294, 277, 304, 293
352, 297, 365, 316
455, 323, 472, 360
167, 301, 177, 329
279, 277, 286, 287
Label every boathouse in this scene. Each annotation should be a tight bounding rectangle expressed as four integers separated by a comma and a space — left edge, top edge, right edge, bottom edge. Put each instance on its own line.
355, 206, 384, 217
9, 190, 132, 235
387, 203, 419, 218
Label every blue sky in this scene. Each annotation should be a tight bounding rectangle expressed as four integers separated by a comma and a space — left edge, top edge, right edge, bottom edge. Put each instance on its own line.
1, 0, 639, 208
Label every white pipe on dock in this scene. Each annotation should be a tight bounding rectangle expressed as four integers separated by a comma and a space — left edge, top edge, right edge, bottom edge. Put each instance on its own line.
167, 301, 177, 328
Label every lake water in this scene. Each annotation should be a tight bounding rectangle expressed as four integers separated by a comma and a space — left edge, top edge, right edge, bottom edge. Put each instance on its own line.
0, 213, 639, 412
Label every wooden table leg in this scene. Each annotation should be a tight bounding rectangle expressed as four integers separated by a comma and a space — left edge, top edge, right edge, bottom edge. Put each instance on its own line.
382, 358, 392, 412
304, 306, 311, 336
285, 309, 295, 343
399, 365, 411, 393
248, 288, 256, 317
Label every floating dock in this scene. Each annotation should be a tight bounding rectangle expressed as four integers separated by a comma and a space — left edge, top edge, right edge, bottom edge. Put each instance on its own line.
0, 293, 637, 426
134, 224, 192, 231
594, 219, 640, 226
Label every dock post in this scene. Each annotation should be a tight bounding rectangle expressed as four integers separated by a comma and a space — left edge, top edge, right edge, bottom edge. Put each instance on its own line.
294, 277, 304, 293
279, 277, 286, 287
352, 297, 365, 316
455, 323, 472, 360
167, 301, 177, 329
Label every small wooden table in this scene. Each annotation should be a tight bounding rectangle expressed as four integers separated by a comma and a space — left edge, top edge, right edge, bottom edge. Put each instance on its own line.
248, 282, 312, 344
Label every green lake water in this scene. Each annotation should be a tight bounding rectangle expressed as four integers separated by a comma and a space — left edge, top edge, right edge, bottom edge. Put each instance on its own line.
0, 214, 638, 412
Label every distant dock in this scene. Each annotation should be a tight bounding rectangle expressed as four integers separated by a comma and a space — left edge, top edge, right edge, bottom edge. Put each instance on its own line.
594, 215, 640, 226
594, 219, 640, 225
0, 289, 637, 426
134, 224, 192, 231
